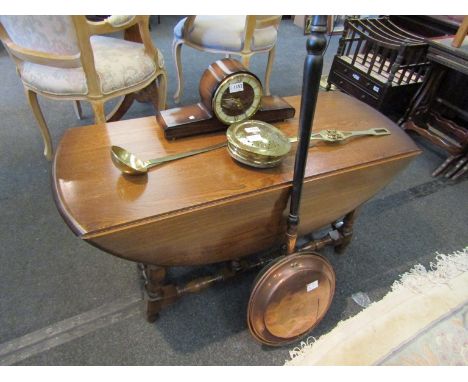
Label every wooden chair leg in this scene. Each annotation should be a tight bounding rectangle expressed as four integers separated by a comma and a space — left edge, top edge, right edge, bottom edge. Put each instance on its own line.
90, 101, 106, 124
106, 95, 135, 122
173, 39, 184, 103
24, 89, 53, 160
156, 71, 168, 111
264, 47, 276, 96
451, 16, 468, 48
241, 54, 251, 69
73, 100, 83, 120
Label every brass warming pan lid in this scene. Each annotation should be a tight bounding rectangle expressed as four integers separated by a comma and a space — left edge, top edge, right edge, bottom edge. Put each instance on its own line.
227, 142, 284, 168
247, 252, 336, 346
226, 120, 291, 168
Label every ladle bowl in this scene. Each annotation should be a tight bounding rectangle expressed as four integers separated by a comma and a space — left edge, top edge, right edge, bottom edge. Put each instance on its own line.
111, 146, 149, 175
111, 142, 228, 175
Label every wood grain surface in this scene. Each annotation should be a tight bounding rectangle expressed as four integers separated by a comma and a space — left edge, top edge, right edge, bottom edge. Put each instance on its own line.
52, 92, 421, 266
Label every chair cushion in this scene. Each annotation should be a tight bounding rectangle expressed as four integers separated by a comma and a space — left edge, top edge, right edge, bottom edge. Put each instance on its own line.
174, 16, 278, 52
19, 36, 164, 96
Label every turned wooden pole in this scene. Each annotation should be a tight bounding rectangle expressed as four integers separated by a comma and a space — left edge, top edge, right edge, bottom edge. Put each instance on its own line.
286, 15, 328, 255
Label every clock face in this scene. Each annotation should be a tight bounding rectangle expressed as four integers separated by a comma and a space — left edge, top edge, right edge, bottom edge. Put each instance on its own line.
212, 73, 263, 125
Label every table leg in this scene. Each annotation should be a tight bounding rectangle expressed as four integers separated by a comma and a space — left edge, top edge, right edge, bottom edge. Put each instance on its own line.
143, 264, 167, 322
333, 209, 359, 254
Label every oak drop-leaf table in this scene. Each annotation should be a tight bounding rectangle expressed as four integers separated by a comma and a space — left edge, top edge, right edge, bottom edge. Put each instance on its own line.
52, 92, 420, 320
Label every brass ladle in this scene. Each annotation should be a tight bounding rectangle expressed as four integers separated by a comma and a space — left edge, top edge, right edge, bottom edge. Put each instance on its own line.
112, 127, 391, 175
111, 142, 227, 175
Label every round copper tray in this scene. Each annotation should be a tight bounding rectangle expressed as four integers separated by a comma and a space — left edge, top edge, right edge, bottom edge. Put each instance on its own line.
247, 252, 336, 346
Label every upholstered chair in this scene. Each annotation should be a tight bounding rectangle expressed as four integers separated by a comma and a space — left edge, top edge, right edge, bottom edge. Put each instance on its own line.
0, 15, 167, 160
172, 15, 281, 102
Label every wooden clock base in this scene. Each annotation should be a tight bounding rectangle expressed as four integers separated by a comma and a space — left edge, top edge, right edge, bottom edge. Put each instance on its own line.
157, 96, 296, 139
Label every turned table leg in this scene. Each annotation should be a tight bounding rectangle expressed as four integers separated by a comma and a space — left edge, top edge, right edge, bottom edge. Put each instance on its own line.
142, 264, 167, 322
333, 209, 359, 254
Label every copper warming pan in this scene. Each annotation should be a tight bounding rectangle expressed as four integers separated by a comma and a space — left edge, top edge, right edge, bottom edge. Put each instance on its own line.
247, 16, 337, 345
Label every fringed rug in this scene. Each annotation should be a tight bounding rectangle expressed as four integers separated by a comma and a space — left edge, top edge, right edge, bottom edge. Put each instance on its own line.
286, 247, 468, 366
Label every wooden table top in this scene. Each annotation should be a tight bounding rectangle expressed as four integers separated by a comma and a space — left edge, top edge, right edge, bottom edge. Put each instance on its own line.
52, 92, 420, 238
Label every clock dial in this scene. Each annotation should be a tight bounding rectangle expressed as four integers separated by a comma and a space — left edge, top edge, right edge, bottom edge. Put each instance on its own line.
212, 73, 263, 125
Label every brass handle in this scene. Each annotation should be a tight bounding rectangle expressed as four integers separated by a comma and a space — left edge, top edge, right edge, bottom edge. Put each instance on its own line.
146, 142, 227, 168
289, 127, 390, 144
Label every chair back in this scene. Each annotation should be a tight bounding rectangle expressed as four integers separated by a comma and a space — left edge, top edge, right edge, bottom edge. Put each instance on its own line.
0, 16, 79, 55
0, 15, 82, 68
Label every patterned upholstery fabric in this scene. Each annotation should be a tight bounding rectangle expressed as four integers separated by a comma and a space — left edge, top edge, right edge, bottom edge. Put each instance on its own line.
174, 16, 279, 51
19, 36, 163, 96
0, 15, 79, 55
19, 63, 88, 96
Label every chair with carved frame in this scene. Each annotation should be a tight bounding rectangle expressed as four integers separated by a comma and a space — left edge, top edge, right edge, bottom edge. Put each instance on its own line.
172, 15, 281, 103
0, 15, 167, 160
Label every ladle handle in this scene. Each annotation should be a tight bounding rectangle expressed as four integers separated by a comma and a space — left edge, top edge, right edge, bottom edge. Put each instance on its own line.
146, 142, 227, 168
342, 127, 390, 138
